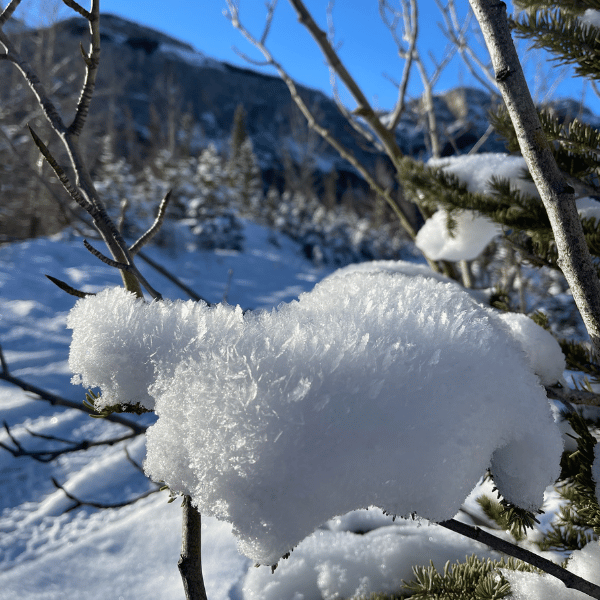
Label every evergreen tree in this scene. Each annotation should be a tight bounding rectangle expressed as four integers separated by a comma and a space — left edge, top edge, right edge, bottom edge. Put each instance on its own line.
186, 143, 244, 251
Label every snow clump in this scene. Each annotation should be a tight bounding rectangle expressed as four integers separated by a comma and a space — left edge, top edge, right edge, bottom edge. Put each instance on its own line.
416, 153, 538, 261
68, 272, 563, 565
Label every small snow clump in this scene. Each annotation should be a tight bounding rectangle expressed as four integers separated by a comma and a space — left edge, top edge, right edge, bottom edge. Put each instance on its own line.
416, 153, 539, 261
68, 273, 563, 565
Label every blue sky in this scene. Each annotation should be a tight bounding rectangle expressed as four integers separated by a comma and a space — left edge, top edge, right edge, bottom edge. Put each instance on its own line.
15, 0, 598, 114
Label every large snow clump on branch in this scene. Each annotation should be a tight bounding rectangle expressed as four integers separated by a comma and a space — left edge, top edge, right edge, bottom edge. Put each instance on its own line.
68, 272, 563, 565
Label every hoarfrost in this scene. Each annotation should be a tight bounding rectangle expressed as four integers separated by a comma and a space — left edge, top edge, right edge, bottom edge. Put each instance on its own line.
68, 272, 563, 565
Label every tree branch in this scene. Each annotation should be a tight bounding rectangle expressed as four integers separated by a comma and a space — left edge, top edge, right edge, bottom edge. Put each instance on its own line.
0, 352, 146, 435
179, 496, 208, 600
469, 0, 600, 358
0, 420, 140, 463
0, 0, 22, 27
439, 518, 600, 599
225, 1, 418, 241
51, 476, 160, 512
129, 191, 172, 256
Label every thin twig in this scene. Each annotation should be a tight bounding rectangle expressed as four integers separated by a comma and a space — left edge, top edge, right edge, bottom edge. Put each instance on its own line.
0, 366, 146, 435
84, 239, 131, 271
225, 1, 418, 241
1, 421, 139, 463
61, 0, 91, 21
129, 190, 173, 256
136, 250, 210, 304
51, 477, 160, 512
46, 275, 95, 298
379, 0, 418, 131
0, 344, 8, 376
27, 125, 91, 212
68, 0, 99, 136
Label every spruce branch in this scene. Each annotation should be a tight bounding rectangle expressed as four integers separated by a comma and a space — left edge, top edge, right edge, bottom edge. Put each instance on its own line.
469, 0, 600, 358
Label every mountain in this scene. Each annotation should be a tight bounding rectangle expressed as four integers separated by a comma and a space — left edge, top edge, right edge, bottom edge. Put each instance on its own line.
0, 12, 596, 243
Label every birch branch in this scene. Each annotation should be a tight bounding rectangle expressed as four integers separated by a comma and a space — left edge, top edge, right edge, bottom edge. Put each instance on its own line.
469, 0, 600, 358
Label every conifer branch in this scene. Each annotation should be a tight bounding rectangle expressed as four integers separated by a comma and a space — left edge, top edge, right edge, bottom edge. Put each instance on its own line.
469, 0, 600, 358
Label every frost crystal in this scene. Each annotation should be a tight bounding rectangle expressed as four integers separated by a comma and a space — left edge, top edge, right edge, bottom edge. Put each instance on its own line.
68, 273, 563, 565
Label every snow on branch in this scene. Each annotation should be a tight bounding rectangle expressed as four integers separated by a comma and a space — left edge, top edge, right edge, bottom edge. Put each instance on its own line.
68, 271, 563, 565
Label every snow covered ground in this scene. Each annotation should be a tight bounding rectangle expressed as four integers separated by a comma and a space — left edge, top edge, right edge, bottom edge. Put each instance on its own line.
0, 220, 584, 599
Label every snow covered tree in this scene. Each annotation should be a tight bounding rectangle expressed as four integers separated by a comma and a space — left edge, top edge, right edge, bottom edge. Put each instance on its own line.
185, 143, 244, 251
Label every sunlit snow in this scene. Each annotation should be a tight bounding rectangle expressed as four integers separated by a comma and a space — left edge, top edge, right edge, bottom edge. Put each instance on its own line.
68, 270, 563, 565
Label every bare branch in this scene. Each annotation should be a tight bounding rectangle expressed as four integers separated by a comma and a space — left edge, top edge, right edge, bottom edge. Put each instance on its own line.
285, 0, 405, 169
1, 421, 139, 463
226, 0, 419, 241
436, 0, 498, 95
260, 0, 278, 45
0, 0, 22, 27
82, 240, 163, 300
51, 477, 160, 512
0, 344, 8, 376
61, 0, 90, 20
0, 31, 67, 132
0, 358, 146, 435
439, 518, 600, 599
379, 0, 418, 131
84, 239, 131, 271
27, 125, 91, 210
129, 190, 173, 256
45, 275, 95, 298
137, 250, 210, 304
470, 0, 600, 358
68, 0, 99, 136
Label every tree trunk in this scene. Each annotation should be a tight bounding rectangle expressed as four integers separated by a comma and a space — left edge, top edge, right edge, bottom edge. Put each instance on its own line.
468, 0, 600, 358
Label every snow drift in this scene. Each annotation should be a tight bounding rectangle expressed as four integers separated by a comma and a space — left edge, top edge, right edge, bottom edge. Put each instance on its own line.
68, 271, 563, 565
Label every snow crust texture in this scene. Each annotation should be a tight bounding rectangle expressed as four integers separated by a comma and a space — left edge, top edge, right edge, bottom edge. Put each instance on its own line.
68, 272, 563, 565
